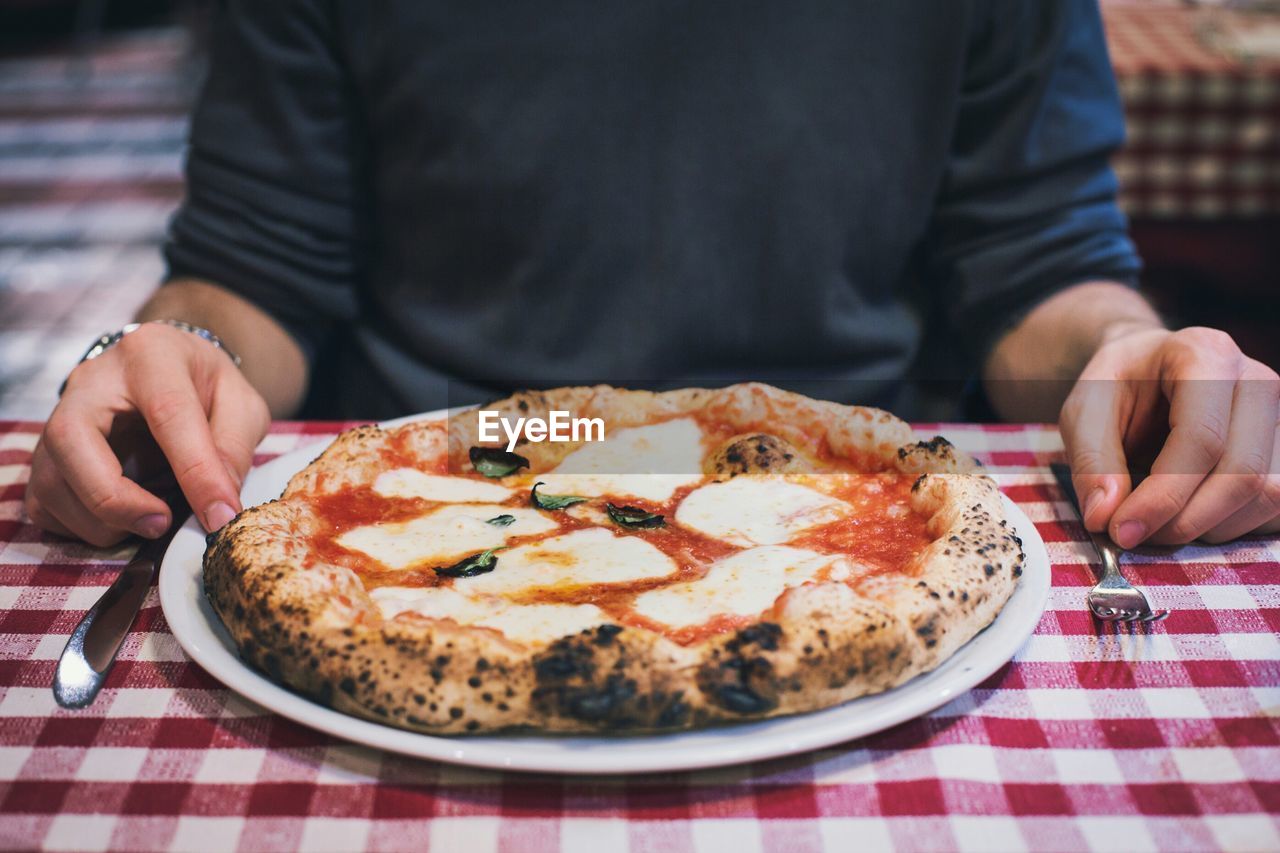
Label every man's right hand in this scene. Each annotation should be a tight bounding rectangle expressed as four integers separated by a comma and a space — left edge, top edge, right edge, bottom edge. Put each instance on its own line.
25, 322, 271, 546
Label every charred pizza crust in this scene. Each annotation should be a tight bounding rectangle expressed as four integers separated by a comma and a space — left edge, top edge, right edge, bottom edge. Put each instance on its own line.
204, 383, 1023, 734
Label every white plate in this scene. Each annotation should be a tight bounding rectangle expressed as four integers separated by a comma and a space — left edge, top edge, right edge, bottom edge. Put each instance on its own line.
159, 412, 1050, 775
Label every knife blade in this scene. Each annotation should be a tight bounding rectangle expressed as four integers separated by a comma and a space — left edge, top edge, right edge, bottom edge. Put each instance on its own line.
53, 510, 191, 709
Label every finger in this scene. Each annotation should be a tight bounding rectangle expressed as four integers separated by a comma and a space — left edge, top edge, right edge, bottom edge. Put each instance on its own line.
208, 372, 270, 493
1202, 422, 1280, 543
1110, 345, 1240, 548
27, 448, 135, 547
24, 446, 79, 541
42, 397, 172, 537
1151, 366, 1280, 544
1060, 379, 1132, 531
128, 358, 243, 533
27, 504, 76, 541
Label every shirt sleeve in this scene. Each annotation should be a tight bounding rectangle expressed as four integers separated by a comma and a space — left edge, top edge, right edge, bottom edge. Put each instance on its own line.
163, 0, 363, 363
928, 0, 1142, 367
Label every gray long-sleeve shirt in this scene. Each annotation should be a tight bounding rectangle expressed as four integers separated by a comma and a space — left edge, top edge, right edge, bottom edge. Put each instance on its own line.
165, 0, 1140, 419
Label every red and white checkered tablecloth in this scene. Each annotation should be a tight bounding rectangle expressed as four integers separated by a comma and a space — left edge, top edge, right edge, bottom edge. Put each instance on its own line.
1, 420, 1278, 852
1102, 1, 1280, 219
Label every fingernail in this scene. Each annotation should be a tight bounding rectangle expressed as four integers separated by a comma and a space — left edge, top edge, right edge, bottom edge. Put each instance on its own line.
204, 501, 236, 532
1116, 520, 1147, 549
1083, 486, 1106, 522
135, 514, 170, 539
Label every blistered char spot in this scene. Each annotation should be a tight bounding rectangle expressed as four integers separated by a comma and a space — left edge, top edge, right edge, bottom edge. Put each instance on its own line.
656, 697, 690, 728
716, 684, 772, 714
593, 624, 624, 646
729, 622, 781, 652
702, 646, 779, 716
567, 675, 637, 721
536, 650, 591, 681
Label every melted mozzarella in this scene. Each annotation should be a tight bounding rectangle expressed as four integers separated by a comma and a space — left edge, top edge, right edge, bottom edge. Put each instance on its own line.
675, 477, 850, 546
371, 587, 606, 644
538, 417, 706, 502
370, 586, 488, 621
458, 527, 677, 596
373, 468, 513, 503
473, 603, 606, 644
632, 546, 838, 628
337, 505, 556, 569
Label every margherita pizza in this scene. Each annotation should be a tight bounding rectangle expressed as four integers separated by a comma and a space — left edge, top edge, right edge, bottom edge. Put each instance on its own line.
204, 383, 1023, 734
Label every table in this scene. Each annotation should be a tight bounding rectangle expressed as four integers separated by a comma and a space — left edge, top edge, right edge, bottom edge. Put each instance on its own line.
1103, 1, 1280, 220
1, 421, 1277, 852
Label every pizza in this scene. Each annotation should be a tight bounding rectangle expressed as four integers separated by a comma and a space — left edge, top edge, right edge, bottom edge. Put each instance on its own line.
204, 383, 1023, 734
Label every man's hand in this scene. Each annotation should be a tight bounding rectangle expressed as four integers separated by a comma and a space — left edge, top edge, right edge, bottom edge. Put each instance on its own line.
1060, 326, 1280, 547
25, 323, 270, 546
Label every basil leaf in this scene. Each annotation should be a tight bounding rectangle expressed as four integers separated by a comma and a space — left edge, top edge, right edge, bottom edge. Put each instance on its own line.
434, 547, 504, 578
469, 446, 529, 478
485, 514, 517, 527
605, 503, 665, 528
530, 481, 588, 510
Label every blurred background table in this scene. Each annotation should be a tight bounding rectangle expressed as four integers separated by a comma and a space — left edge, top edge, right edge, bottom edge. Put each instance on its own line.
1101, 0, 1280, 369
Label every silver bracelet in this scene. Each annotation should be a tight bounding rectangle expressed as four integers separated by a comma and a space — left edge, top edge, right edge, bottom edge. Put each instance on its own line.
59, 320, 242, 396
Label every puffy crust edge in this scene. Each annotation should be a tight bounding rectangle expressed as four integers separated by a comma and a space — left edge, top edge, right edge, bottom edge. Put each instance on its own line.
205, 383, 1023, 734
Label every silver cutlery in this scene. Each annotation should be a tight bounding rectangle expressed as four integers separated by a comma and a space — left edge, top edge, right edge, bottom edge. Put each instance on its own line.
53, 511, 190, 708
1050, 463, 1169, 625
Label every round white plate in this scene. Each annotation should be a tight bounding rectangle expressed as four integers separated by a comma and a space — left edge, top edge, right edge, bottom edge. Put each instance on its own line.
159, 414, 1050, 775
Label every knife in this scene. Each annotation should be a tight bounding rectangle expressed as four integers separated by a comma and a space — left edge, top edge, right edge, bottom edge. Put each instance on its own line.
53, 510, 190, 709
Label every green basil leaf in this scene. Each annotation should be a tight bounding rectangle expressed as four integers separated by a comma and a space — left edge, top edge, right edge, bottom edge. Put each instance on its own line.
485, 514, 517, 527
605, 503, 665, 528
469, 446, 529, 478
530, 481, 588, 510
434, 547, 504, 578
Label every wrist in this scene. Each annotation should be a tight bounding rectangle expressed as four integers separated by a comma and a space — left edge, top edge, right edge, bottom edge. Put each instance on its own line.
60, 320, 241, 396
1098, 316, 1165, 349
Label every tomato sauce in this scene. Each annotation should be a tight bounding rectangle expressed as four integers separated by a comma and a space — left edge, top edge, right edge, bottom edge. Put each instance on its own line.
789, 473, 930, 574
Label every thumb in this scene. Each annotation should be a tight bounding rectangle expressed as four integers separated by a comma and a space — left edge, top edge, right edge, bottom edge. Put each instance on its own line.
1060, 380, 1133, 532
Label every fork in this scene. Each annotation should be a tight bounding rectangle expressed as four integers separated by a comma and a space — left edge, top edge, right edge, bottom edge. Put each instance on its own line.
1050, 463, 1169, 624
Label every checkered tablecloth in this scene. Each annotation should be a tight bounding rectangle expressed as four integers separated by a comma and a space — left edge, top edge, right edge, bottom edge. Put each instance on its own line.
1, 420, 1278, 852
1102, 1, 1280, 219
